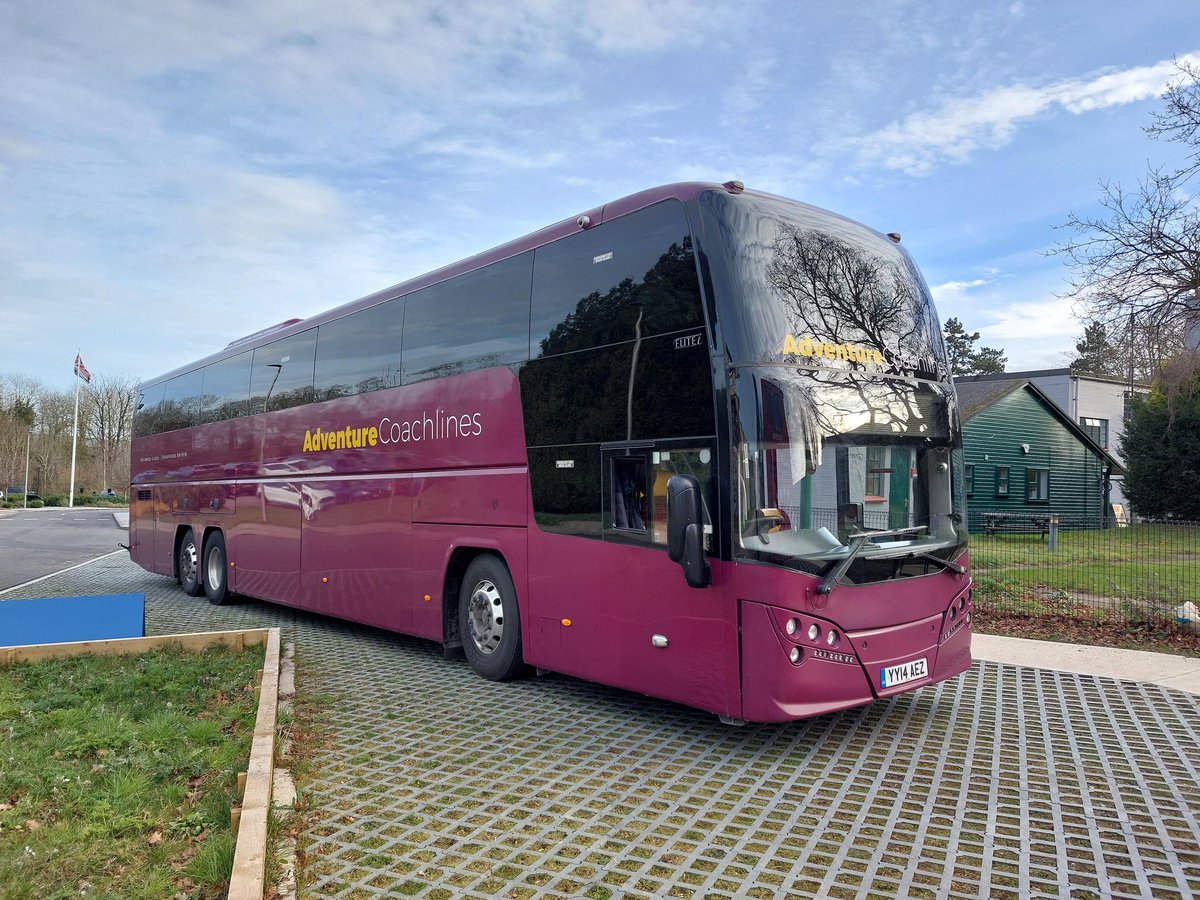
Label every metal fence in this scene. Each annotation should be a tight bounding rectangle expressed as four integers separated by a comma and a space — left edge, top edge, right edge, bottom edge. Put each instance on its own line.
966, 512, 1200, 628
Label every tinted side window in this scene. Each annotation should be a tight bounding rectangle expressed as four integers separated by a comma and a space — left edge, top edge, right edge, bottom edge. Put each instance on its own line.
134, 382, 165, 437
200, 351, 252, 423
521, 331, 713, 446
402, 252, 533, 384
520, 343, 634, 446
527, 445, 602, 537
530, 201, 702, 357
159, 369, 204, 432
314, 299, 403, 401
250, 330, 317, 413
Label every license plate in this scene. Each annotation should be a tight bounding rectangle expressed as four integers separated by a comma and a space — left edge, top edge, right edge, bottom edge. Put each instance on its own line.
880, 656, 928, 688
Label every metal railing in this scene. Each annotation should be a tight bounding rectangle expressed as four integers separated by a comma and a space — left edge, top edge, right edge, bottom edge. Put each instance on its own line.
966, 512, 1199, 628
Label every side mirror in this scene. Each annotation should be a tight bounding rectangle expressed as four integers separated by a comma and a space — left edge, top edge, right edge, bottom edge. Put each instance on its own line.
666, 474, 711, 589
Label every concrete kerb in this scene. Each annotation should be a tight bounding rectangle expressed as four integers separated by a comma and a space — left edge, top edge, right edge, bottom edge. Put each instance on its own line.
0, 626, 283, 899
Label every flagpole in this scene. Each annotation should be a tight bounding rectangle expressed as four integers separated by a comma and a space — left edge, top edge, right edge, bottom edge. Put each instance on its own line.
23, 429, 30, 510
69, 374, 80, 508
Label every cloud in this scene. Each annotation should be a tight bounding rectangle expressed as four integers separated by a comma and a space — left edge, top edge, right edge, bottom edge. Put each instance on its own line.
721, 57, 776, 126
980, 298, 1078, 342
577, 0, 731, 52
930, 278, 990, 303
853, 53, 1199, 176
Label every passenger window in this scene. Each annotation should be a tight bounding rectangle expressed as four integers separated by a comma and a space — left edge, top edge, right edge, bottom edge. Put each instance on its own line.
159, 369, 204, 432
530, 200, 703, 358
314, 299, 403, 401
199, 351, 252, 423
402, 253, 532, 384
134, 382, 165, 437
250, 330, 317, 413
528, 446, 602, 537
520, 343, 634, 446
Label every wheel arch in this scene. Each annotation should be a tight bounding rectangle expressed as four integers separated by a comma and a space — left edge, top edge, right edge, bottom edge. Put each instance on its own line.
172, 525, 194, 581
442, 547, 488, 652
440, 536, 528, 653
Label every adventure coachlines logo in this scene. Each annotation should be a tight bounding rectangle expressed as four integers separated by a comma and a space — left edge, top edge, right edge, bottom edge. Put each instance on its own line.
302, 409, 483, 453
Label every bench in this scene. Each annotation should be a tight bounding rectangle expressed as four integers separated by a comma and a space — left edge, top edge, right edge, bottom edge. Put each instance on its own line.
980, 512, 1052, 538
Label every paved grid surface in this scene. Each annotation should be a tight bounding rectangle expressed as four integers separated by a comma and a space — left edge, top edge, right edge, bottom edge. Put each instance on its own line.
3, 555, 1199, 899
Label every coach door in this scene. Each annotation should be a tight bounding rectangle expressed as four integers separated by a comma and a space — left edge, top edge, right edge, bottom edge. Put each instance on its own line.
526, 442, 730, 717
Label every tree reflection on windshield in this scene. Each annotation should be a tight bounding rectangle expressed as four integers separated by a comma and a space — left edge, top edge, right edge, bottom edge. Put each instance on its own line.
765, 225, 947, 381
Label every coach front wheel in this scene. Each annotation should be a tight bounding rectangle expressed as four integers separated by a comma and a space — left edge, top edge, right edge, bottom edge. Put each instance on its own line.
459, 555, 528, 681
203, 531, 230, 605
179, 529, 202, 597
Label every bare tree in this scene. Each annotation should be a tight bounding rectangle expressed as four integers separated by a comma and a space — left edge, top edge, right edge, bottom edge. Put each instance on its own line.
1054, 59, 1200, 379
1146, 57, 1200, 183
84, 373, 138, 492
0, 373, 43, 490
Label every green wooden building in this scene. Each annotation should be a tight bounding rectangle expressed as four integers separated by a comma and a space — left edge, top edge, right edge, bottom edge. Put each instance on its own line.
954, 379, 1123, 529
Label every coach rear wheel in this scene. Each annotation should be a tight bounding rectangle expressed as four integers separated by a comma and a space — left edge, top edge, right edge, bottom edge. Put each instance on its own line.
459, 555, 528, 681
179, 529, 202, 597
203, 531, 230, 606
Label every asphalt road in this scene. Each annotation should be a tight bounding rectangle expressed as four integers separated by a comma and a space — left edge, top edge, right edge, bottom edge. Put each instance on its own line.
0, 507, 128, 591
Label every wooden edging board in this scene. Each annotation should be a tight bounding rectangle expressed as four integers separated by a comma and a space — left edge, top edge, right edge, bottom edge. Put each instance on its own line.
229, 626, 281, 900
0, 627, 281, 899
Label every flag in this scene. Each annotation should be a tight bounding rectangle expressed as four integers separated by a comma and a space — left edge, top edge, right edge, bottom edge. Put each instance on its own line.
74, 353, 91, 383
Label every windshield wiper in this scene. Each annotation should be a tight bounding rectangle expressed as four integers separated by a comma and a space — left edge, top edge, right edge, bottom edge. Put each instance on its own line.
816, 526, 930, 596
912, 552, 966, 575
817, 533, 870, 595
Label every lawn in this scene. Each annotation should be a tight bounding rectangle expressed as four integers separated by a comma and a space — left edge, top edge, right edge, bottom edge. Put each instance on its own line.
968, 524, 1200, 610
0, 644, 264, 899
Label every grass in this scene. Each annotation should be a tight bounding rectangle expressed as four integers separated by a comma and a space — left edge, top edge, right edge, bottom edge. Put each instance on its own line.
969, 524, 1200, 608
968, 523, 1200, 653
0, 644, 264, 899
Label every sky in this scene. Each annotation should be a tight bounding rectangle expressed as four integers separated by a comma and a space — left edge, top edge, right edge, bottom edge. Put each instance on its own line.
2, 0, 1198, 391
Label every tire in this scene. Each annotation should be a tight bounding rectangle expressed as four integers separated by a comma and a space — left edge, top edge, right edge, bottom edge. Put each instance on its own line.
203, 530, 230, 605
459, 555, 528, 681
179, 529, 202, 597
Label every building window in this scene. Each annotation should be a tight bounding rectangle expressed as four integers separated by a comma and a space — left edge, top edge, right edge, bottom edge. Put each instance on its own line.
864, 446, 888, 498
995, 466, 1009, 497
1026, 468, 1049, 502
965, 464, 975, 497
1080, 416, 1109, 448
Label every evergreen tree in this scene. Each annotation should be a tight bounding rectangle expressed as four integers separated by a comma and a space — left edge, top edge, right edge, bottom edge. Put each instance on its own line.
1122, 373, 1200, 519
943, 318, 978, 375
970, 346, 1007, 374
943, 318, 1007, 375
1069, 321, 1117, 375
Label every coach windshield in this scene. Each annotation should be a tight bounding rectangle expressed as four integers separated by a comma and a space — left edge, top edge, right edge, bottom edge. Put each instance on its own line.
732, 367, 966, 580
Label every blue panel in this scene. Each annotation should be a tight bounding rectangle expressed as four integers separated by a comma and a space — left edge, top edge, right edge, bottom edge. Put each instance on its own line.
0, 594, 146, 647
